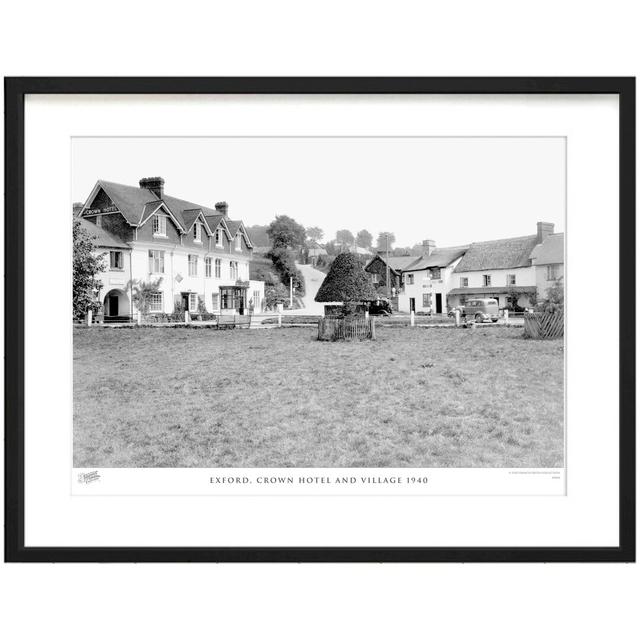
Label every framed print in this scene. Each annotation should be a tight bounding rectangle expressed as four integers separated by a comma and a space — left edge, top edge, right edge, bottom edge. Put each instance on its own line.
4, 77, 635, 562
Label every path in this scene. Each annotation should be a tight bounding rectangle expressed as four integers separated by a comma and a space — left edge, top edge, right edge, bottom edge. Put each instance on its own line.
285, 262, 326, 315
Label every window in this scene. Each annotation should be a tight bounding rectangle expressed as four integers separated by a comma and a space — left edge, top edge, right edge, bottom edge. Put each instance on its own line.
483, 274, 491, 287
460, 277, 469, 288
152, 214, 167, 236
235, 234, 242, 251
148, 250, 165, 273
252, 291, 260, 308
507, 274, 516, 286
110, 251, 123, 270
148, 292, 163, 312
547, 264, 560, 280
422, 293, 432, 308
221, 289, 233, 309
230, 261, 238, 280
215, 229, 222, 246
430, 267, 441, 280
194, 222, 202, 243
211, 293, 219, 311
371, 273, 379, 284
205, 257, 212, 278
406, 274, 414, 285
188, 293, 198, 312
215, 258, 221, 278
188, 254, 198, 277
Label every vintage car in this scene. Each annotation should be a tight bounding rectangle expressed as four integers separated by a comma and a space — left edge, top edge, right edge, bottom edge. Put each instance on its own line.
459, 298, 500, 323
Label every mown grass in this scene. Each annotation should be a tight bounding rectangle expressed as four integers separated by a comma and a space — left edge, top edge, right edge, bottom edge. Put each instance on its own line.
73, 326, 564, 468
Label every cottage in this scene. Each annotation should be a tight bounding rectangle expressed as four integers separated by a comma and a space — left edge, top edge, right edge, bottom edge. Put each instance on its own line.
529, 231, 565, 300
364, 254, 417, 297
78, 177, 264, 321
448, 222, 555, 310
396, 241, 469, 314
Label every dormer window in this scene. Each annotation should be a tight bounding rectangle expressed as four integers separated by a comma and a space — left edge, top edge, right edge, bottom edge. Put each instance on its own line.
194, 221, 202, 243
215, 229, 222, 246
235, 234, 242, 251
153, 214, 167, 237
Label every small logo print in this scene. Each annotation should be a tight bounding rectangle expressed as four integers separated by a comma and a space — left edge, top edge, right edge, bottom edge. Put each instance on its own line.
78, 470, 101, 484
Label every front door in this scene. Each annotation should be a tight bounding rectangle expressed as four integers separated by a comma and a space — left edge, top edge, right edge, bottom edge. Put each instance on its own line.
409, 297, 415, 313
108, 294, 118, 316
435, 293, 442, 314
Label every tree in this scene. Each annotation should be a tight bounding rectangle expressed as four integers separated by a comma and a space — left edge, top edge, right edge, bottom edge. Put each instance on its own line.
356, 229, 373, 249
538, 279, 564, 313
128, 278, 164, 314
306, 226, 324, 243
335, 229, 355, 247
376, 231, 396, 252
266, 246, 305, 296
72, 218, 106, 321
267, 215, 306, 250
315, 252, 376, 313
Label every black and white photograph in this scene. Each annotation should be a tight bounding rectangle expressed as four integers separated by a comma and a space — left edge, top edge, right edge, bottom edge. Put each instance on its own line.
72, 136, 565, 472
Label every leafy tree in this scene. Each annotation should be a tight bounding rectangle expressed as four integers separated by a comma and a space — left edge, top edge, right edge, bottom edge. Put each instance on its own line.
336, 229, 355, 246
267, 215, 306, 250
306, 226, 324, 243
266, 246, 305, 296
356, 229, 373, 249
538, 279, 564, 313
128, 278, 164, 313
72, 218, 106, 321
315, 252, 376, 313
264, 282, 289, 309
324, 240, 338, 256
376, 231, 396, 251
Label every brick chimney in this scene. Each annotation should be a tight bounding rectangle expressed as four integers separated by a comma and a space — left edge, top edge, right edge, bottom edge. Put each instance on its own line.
215, 201, 229, 217
536, 221, 554, 243
139, 177, 165, 199
422, 239, 436, 256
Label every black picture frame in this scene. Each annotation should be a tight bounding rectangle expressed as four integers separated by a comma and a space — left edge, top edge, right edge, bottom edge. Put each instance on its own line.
4, 77, 635, 563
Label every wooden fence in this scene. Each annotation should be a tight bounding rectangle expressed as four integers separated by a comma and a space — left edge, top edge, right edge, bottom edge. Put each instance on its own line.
523, 311, 564, 339
318, 317, 376, 341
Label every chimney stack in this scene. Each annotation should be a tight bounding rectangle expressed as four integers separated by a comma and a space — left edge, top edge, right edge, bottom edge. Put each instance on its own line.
215, 201, 229, 217
139, 177, 165, 200
536, 221, 554, 243
422, 239, 436, 256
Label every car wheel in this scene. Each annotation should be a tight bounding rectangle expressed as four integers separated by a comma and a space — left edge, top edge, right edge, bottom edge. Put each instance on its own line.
475, 313, 483, 323
491, 318, 499, 323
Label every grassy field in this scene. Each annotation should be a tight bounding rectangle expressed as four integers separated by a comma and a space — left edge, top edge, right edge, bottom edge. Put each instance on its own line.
73, 326, 564, 468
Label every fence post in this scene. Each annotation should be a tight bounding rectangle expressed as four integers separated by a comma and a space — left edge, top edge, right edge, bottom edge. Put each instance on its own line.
454, 309, 460, 327
184, 310, 190, 324
137, 310, 142, 325
86, 309, 93, 326
370, 318, 376, 340
504, 308, 509, 324
278, 312, 282, 327
410, 310, 415, 327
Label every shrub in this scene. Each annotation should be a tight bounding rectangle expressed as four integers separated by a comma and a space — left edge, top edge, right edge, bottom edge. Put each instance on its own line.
315, 252, 376, 312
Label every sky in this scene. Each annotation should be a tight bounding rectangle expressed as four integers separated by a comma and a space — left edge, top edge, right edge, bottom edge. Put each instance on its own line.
72, 137, 565, 248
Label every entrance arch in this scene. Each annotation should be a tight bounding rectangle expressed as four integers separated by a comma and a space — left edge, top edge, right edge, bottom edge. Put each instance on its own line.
103, 288, 131, 321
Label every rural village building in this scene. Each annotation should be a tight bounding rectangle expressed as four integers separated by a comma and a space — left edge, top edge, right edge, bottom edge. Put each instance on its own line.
396, 241, 469, 314
78, 177, 264, 320
365, 254, 418, 297
529, 231, 565, 300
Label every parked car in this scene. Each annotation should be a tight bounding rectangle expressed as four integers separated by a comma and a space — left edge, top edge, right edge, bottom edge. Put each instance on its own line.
459, 298, 500, 323
368, 299, 393, 316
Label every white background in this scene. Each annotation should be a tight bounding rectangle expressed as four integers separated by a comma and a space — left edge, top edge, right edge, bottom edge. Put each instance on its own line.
1, 1, 638, 639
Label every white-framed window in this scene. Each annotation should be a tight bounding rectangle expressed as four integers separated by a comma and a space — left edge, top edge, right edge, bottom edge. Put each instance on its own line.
188, 293, 198, 312
148, 250, 165, 274
507, 273, 516, 285
211, 292, 220, 311
406, 274, 414, 285
194, 221, 202, 243
205, 257, 212, 277
148, 292, 163, 312
215, 229, 222, 246
110, 250, 123, 270
188, 254, 198, 277
152, 214, 167, 236
230, 261, 238, 280
460, 277, 469, 287
215, 258, 221, 278
235, 234, 242, 251
371, 273, 379, 284
430, 267, 441, 280
546, 264, 560, 280
422, 293, 432, 308
483, 274, 492, 287
252, 290, 260, 308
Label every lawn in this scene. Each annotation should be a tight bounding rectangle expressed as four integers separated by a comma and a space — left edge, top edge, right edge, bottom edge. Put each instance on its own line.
73, 326, 564, 468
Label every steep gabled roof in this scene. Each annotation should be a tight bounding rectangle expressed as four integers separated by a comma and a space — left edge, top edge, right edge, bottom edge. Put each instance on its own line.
367, 254, 419, 273
96, 181, 159, 226
404, 245, 469, 271
226, 220, 254, 248
454, 235, 539, 272
530, 232, 564, 265
78, 218, 129, 249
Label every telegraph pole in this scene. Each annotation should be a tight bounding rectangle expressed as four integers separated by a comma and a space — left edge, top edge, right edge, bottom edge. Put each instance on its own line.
385, 233, 390, 293
289, 276, 293, 308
